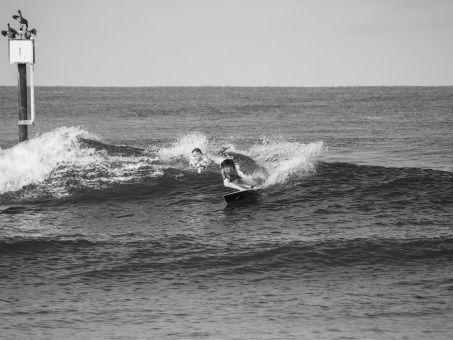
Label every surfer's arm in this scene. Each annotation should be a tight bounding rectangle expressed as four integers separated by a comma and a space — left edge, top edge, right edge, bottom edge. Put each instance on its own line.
224, 179, 247, 191
207, 153, 224, 166
190, 161, 204, 172
199, 156, 213, 168
224, 179, 256, 191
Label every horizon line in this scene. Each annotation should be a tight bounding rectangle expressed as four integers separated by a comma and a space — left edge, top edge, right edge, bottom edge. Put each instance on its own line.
1, 84, 452, 88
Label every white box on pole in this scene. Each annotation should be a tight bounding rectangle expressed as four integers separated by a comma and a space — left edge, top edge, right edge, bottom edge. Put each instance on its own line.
9, 39, 35, 64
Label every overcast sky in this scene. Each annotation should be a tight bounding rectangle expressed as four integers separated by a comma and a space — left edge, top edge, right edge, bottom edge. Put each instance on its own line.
1, 0, 452, 86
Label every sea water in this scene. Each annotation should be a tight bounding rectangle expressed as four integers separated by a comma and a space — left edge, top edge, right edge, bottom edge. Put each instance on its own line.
1, 87, 452, 339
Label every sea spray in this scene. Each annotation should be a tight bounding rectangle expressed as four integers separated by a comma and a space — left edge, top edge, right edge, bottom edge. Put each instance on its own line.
0, 127, 161, 199
0, 127, 96, 194
266, 141, 324, 186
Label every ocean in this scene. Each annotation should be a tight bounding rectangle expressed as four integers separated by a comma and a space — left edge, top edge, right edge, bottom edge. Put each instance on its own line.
1, 86, 452, 339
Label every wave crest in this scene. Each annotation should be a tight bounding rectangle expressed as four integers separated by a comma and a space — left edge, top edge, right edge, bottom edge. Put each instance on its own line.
0, 127, 96, 194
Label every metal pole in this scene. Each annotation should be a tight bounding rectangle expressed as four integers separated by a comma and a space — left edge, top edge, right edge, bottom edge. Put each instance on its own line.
17, 62, 28, 142
30, 63, 35, 124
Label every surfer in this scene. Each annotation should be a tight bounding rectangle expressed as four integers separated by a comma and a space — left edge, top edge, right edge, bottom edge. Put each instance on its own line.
190, 148, 235, 173
190, 148, 259, 191
220, 159, 255, 191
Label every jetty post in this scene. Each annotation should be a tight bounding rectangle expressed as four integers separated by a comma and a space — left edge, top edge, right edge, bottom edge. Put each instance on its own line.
3, 10, 37, 142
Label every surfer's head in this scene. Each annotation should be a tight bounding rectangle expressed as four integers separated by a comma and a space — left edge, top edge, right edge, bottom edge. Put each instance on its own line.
190, 148, 203, 162
220, 159, 234, 167
221, 159, 241, 181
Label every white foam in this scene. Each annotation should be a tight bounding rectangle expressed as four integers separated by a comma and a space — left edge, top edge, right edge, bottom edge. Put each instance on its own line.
0, 127, 96, 194
1, 127, 169, 198
246, 139, 325, 187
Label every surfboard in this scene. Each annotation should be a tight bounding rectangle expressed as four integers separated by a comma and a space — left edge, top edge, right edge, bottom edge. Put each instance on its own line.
223, 189, 261, 204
